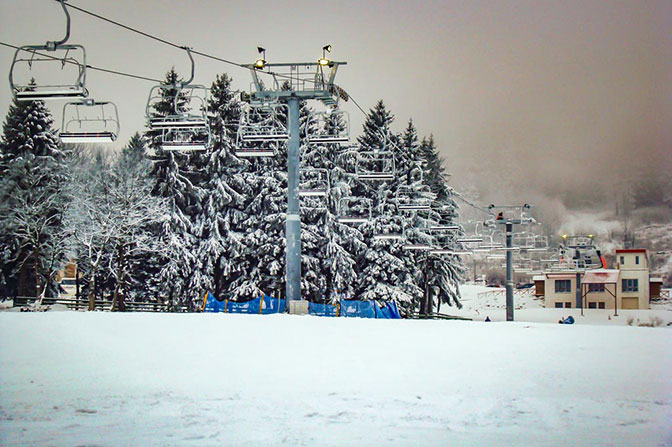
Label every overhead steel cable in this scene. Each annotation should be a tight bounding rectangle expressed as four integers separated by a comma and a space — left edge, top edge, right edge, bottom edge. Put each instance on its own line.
62, 1, 371, 118
63, 2, 244, 69
0, 40, 162, 83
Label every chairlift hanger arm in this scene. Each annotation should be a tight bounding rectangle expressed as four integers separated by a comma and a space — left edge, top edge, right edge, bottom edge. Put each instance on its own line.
180, 46, 195, 86
48, 0, 71, 50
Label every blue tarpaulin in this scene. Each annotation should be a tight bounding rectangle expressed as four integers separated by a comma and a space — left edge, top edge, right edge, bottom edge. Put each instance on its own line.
339, 299, 377, 318
204, 292, 400, 319
308, 301, 339, 317
374, 301, 402, 319
203, 292, 286, 314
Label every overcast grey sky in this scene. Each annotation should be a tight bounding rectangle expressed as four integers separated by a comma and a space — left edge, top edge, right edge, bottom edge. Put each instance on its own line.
1, 0, 670, 211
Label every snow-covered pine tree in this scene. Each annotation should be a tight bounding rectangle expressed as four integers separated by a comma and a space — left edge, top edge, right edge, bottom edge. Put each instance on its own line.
121, 131, 146, 165
0, 83, 70, 300
354, 101, 424, 312
239, 97, 290, 300
419, 134, 464, 310
193, 73, 256, 300
145, 68, 206, 309
301, 108, 363, 302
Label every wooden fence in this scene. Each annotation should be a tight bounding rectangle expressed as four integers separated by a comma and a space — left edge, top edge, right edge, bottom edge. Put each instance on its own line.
10, 296, 183, 312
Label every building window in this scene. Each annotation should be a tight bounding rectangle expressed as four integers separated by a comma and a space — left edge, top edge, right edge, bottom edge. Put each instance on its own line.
635, 256, 639, 265
555, 302, 563, 308
620, 256, 624, 265
588, 283, 605, 292
555, 279, 571, 293
598, 302, 605, 309
588, 302, 597, 309
622, 278, 639, 292
564, 302, 572, 308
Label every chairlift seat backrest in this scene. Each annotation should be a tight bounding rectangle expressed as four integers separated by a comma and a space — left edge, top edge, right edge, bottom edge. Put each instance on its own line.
60, 100, 120, 145
306, 110, 350, 144
10, 44, 88, 101
356, 151, 396, 181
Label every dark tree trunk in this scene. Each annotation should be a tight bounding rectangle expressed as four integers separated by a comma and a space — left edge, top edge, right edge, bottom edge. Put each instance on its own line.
111, 244, 125, 312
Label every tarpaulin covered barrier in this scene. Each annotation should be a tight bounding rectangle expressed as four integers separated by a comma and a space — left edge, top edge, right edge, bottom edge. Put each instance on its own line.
374, 301, 402, 319
203, 291, 399, 319
308, 301, 339, 317
203, 292, 286, 314
339, 299, 377, 318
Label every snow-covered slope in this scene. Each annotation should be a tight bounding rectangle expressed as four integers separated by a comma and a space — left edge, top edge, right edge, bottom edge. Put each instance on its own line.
449, 284, 672, 326
1, 312, 670, 446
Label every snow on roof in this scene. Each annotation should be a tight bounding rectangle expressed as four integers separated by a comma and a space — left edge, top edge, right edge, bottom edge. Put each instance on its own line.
650, 278, 663, 282
545, 273, 575, 280
533, 275, 545, 281
583, 269, 620, 284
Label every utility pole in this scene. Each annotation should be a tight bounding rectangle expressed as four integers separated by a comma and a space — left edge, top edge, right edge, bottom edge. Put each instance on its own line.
506, 221, 514, 321
488, 204, 533, 322
244, 52, 346, 312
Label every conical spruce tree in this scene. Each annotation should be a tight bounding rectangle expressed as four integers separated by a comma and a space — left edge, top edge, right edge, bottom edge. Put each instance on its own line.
145, 69, 206, 309
0, 82, 70, 298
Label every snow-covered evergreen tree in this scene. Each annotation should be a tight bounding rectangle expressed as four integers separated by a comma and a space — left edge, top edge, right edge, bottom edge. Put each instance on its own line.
193, 73, 256, 300
302, 109, 363, 302
419, 134, 464, 310
0, 84, 70, 299
145, 69, 206, 309
353, 101, 424, 311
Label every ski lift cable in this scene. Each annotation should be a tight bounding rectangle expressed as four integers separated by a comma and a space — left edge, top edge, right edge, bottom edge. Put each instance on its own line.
60, 2, 370, 115
0, 41, 161, 83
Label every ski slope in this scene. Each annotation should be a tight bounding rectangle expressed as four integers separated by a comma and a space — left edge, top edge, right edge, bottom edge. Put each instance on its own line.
1, 310, 671, 446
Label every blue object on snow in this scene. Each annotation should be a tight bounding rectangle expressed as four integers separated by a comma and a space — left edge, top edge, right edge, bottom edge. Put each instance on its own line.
374, 301, 402, 319
308, 301, 339, 317
340, 300, 377, 318
561, 316, 575, 324
203, 293, 285, 314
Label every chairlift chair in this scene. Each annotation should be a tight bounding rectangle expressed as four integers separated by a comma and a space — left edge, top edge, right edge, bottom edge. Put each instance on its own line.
159, 127, 210, 152
59, 99, 119, 144
396, 184, 434, 212
306, 110, 350, 144
337, 197, 372, 224
237, 102, 289, 142
402, 227, 434, 251
299, 168, 329, 197
372, 216, 405, 241
356, 151, 396, 181
9, 1, 87, 101
145, 48, 211, 151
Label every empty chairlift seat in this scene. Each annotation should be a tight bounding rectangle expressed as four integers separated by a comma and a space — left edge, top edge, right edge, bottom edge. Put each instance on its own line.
356, 151, 396, 181
10, 45, 88, 101
145, 64, 211, 152
337, 197, 372, 224
9, 0, 88, 101
298, 168, 329, 197
306, 110, 350, 144
396, 185, 434, 211
59, 100, 119, 144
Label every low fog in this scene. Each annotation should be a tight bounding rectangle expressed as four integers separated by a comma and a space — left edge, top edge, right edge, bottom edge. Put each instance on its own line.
434, 1, 672, 231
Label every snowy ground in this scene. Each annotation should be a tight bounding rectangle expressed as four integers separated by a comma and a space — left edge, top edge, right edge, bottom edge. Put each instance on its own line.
451, 284, 672, 327
1, 302, 671, 446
